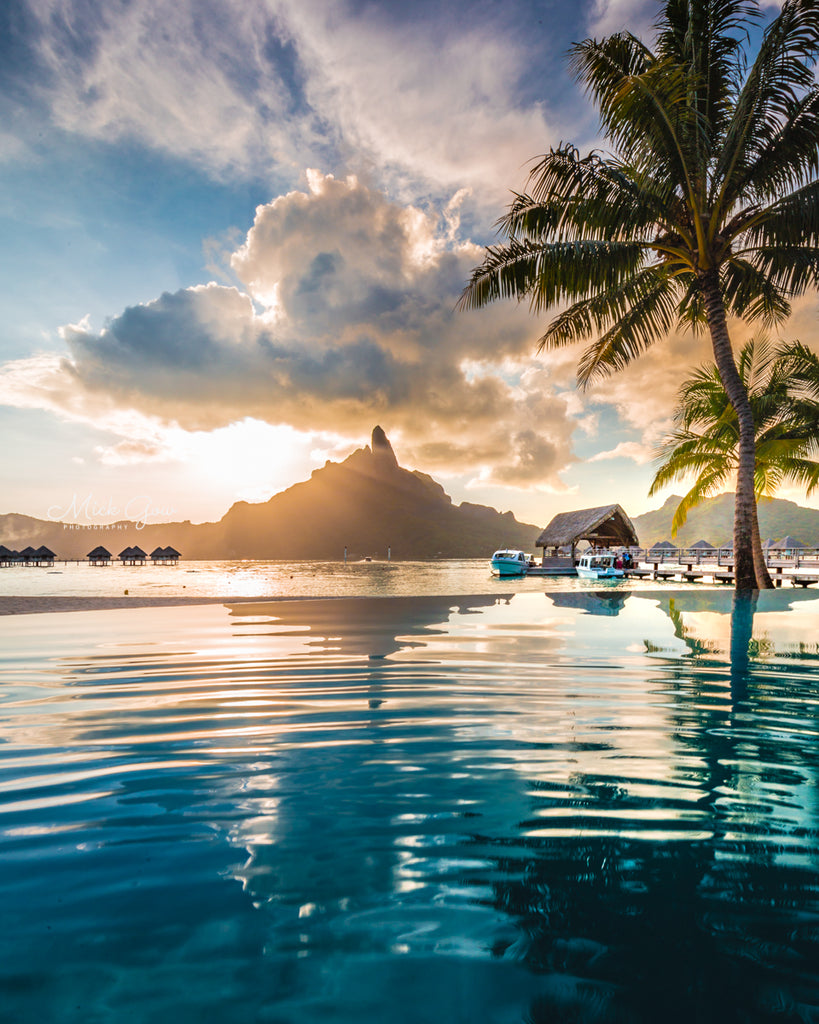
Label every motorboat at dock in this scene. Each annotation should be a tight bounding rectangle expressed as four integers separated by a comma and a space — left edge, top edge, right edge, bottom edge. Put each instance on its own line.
576, 551, 625, 579
490, 549, 530, 577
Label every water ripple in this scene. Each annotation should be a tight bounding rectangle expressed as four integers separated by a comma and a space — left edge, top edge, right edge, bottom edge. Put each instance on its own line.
2, 591, 819, 1022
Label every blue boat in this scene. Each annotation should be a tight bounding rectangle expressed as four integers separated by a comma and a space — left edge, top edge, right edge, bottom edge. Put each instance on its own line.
490, 549, 529, 577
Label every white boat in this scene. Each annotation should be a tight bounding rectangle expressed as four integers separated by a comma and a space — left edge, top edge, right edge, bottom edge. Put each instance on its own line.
576, 552, 625, 579
490, 549, 530, 577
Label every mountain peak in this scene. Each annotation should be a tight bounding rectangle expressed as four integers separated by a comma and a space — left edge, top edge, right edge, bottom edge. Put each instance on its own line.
371, 425, 398, 467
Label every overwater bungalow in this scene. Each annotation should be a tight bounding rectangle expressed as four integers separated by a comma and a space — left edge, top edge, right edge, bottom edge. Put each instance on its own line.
87, 545, 112, 566
150, 546, 180, 565
19, 545, 38, 565
536, 503, 639, 568
34, 545, 56, 566
0, 544, 14, 566
119, 546, 147, 565
690, 538, 714, 550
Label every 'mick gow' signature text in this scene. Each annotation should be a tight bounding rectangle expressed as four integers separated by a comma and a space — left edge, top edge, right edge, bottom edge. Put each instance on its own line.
47, 494, 177, 530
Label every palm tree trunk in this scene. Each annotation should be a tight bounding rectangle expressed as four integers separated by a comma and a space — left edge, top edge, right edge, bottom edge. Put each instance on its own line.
751, 501, 774, 589
700, 269, 757, 590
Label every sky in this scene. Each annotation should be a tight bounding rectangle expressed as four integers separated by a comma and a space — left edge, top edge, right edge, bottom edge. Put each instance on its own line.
1, 0, 811, 532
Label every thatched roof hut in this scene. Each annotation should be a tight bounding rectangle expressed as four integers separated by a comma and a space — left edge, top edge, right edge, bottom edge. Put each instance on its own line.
0, 544, 13, 562
119, 546, 147, 564
536, 504, 638, 559
778, 536, 805, 549
34, 545, 56, 562
151, 546, 180, 564
690, 539, 714, 549
650, 540, 677, 551
87, 545, 112, 565
19, 546, 38, 561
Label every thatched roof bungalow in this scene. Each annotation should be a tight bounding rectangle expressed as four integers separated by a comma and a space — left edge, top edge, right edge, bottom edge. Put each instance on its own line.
87, 545, 112, 565
119, 546, 147, 564
34, 546, 56, 564
690, 539, 714, 549
0, 544, 14, 564
151, 546, 180, 564
536, 504, 639, 563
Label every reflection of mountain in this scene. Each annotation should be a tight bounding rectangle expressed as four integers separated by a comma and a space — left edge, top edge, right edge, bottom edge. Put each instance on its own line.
547, 590, 630, 616
0, 428, 539, 560
226, 592, 509, 659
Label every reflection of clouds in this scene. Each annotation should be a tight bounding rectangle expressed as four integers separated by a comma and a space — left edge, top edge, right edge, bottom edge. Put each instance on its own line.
5, 590, 819, 1021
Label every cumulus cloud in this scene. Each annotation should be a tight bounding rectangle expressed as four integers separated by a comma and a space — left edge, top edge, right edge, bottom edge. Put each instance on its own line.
0, 173, 582, 489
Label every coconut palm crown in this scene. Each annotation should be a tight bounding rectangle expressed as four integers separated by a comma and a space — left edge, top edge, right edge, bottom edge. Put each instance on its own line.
460, 0, 819, 589
649, 336, 819, 573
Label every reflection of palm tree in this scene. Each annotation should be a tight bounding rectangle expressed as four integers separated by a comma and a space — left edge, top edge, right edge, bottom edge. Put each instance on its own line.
460, 1, 819, 590
650, 337, 819, 588
729, 590, 757, 702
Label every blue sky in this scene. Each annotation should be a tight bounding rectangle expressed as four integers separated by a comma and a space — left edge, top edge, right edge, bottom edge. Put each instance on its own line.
1, 0, 810, 530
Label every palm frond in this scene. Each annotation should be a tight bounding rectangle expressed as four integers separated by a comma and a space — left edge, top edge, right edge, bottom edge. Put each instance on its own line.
671, 464, 734, 534
743, 178, 819, 249
744, 246, 819, 296
715, 0, 819, 210
536, 265, 673, 351
501, 148, 678, 242
458, 238, 646, 313
739, 88, 819, 203
721, 257, 792, 323
569, 273, 679, 385
569, 35, 705, 196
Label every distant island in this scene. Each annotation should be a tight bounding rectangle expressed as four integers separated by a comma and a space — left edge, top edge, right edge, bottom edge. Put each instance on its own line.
0, 427, 540, 560
4, 428, 819, 560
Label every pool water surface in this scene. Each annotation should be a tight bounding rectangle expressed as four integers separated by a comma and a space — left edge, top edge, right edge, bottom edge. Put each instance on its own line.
2, 588, 819, 1023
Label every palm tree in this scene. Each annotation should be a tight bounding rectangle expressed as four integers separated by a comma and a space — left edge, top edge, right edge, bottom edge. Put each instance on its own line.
459, 0, 819, 589
649, 336, 819, 584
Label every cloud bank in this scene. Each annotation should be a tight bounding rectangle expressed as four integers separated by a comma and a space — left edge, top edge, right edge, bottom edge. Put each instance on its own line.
3, 172, 583, 490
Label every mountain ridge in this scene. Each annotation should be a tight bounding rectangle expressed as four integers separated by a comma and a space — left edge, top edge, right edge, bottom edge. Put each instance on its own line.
631, 493, 819, 547
0, 427, 540, 560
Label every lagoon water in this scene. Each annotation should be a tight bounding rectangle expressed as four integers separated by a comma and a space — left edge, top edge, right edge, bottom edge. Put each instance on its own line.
0, 557, 697, 601
2, 572, 819, 1022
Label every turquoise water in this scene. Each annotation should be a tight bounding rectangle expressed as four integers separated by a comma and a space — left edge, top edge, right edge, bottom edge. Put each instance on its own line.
2, 588, 819, 1022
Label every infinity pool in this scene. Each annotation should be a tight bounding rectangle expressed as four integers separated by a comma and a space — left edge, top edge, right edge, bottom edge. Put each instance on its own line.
2, 589, 819, 1022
